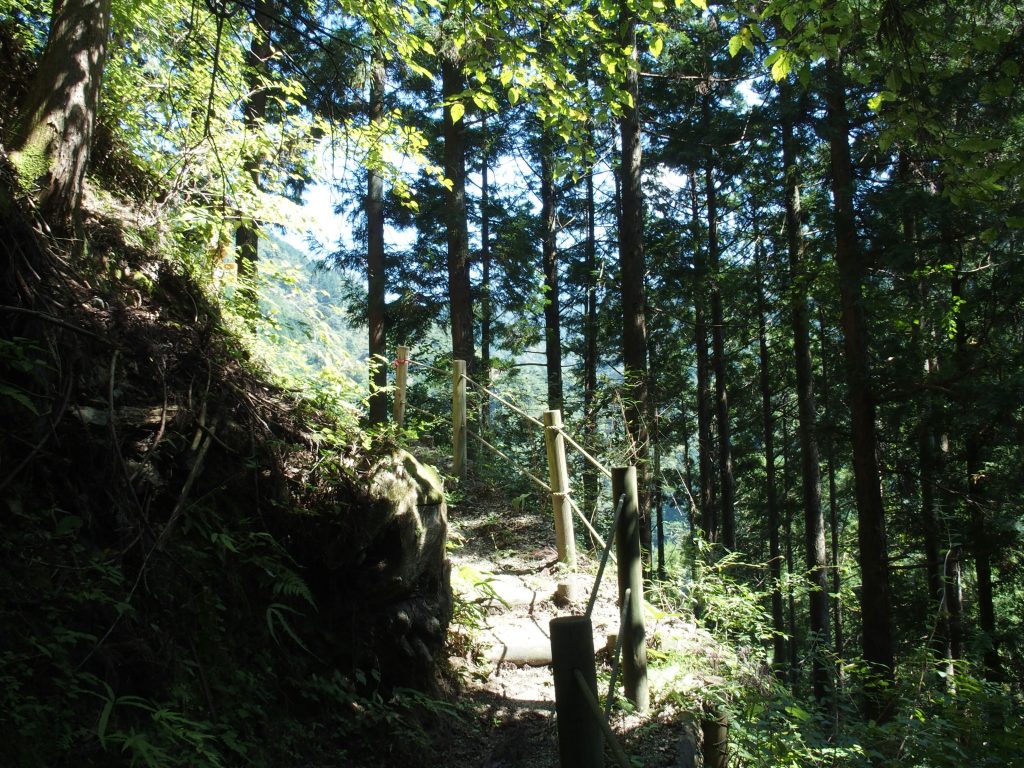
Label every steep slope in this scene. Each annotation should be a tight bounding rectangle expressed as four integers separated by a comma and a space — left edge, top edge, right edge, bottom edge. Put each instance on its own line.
0, 160, 451, 767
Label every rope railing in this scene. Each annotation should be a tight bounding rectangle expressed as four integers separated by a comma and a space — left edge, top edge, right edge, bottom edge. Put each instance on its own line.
461, 371, 546, 429
397, 352, 650, 763
554, 425, 613, 479
468, 428, 550, 495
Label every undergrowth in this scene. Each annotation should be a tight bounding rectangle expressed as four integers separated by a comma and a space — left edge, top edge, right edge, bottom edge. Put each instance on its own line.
0, 172, 452, 767
643, 539, 1024, 767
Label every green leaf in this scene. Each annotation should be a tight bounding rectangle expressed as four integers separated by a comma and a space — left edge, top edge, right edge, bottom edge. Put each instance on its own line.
690, 0, 707, 8
449, 101, 465, 123
0, 384, 38, 415
97, 692, 114, 748
56, 515, 83, 536
770, 51, 792, 82
649, 36, 664, 59
729, 34, 744, 57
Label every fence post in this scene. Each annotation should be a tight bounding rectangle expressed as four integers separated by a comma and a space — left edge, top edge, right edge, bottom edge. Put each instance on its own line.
544, 409, 577, 602
549, 616, 604, 768
452, 359, 467, 480
393, 345, 408, 427
611, 466, 649, 712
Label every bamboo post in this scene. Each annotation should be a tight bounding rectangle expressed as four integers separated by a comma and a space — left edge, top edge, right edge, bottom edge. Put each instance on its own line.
612, 466, 649, 712
544, 409, 577, 602
549, 616, 604, 768
452, 359, 467, 480
393, 345, 408, 426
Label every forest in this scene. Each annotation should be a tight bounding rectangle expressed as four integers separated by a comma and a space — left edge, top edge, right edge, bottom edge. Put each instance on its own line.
1, 0, 1022, 765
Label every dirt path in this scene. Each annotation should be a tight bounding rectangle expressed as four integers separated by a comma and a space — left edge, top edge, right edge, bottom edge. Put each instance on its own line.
442, 485, 705, 768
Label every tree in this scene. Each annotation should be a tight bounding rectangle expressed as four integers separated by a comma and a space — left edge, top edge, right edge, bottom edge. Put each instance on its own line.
540, 124, 563, 412
825, 53, 895, 717
366, 43, 388, 424
441, 37, 473, 372
617, 0, 651, 562
235, 0, 275, 305
780, 83, 830, 703
10, 0, 112, 228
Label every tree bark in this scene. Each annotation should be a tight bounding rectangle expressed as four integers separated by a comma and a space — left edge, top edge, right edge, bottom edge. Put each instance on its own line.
825, 56, 895, 718
540, 130, 563, 412
235, 0, 273, 303
690, 172, 716, 542
953, 271, 1001, 679
754, 241, 786, 673
11, 0, 113, 228
782, 90, 831, 702
366, 46, 388, 425
582, 122, 599, 517
817, 304, 845, 679
705, 156, 736, 552
618, 5, 650, 561
442, 55, 473, 372
782, 413, 799, 692
480, 119, 492, 431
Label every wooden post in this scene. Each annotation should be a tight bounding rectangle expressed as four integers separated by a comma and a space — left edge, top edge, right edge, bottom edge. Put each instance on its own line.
544, 409, 577, 601
701, 706, 729, 768
612, 466, 649, 712
393, 345, 408, 426
452, 359, 467, 479
549, 616, 604, 768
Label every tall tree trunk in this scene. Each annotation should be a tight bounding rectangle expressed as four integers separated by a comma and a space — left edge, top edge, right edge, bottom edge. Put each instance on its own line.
651, 336, 665, 579
618, 4, 651, 562
480, 119, 492, 431
366, 46, 388, 425
705, 156, 736, 551
582, 123, 599, 516
937, 214, 965, 667
782, 91, 831, 702
825, 56, 895, 717
235, 0, 273, 302
11, 0, 113, 228
953, 272, 1001, 679
782, 412, 799, 692
818, 305, 845, 677
690, 172, 716, 541
944, 545, 965, 663
755, 241, 786, 673
442, 55, 473, 371
541, 131, 563, 412
899, 159, 943, 636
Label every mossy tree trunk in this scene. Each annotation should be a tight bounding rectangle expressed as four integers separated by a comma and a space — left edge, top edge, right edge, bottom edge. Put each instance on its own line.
10, 0, 112, 229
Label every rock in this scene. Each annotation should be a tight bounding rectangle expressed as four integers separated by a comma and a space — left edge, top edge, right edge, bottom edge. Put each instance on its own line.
271, 448, 451, 689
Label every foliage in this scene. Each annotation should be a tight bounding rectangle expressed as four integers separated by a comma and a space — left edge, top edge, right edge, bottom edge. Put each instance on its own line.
649, 549, 1024, 767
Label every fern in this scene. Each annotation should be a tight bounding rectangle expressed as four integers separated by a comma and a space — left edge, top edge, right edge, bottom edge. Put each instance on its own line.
271, 566, 316, 610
